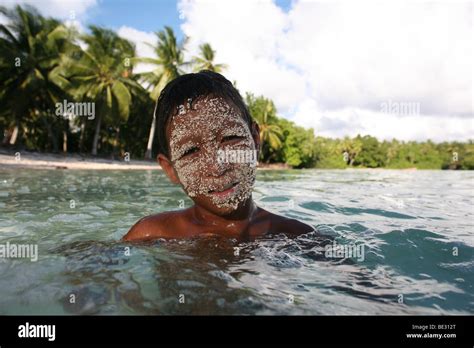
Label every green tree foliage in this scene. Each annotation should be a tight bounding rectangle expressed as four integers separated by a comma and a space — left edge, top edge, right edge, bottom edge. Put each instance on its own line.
133, 26, 189, 159
277, 118, 317, 168
352, 135, 386, 168
338, 136, 362, 166
245, 93, 283, 163
63, 26, 143, 156
192, 43, 227, 73
0, 5, 76, 152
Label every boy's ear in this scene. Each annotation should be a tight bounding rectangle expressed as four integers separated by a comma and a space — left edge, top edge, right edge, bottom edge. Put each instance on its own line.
251, 121, 261, 158
157, 153, 180, 184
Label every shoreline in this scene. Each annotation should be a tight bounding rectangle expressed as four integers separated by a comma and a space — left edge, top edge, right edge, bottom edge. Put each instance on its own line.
0, 151, 293, 171
0, 152, 157, 170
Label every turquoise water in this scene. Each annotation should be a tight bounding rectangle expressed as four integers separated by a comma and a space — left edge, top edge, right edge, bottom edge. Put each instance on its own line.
0, 168, 472, 315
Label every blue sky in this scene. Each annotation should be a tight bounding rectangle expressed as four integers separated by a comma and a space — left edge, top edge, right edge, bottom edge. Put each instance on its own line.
84, 0, 183, 37
81, 0, 293, 41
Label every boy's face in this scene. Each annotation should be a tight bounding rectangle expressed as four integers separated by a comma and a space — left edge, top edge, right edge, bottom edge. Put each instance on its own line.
160, 96, 259, 216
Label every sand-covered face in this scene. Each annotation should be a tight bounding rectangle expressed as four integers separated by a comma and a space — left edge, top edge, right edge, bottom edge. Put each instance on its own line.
167, 96, 257, 215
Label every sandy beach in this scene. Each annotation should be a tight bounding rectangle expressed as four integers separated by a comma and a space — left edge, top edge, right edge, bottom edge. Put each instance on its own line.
0, 151, 292, 170
0, 152, 159, 170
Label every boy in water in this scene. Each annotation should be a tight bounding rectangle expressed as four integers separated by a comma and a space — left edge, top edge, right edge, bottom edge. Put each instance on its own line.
123, 71, 313, 242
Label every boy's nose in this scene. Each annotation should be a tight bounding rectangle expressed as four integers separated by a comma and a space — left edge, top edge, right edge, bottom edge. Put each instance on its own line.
206, 149, 231, 177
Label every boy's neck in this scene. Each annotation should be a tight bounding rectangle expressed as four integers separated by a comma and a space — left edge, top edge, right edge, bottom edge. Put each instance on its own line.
191, 199, 258, 228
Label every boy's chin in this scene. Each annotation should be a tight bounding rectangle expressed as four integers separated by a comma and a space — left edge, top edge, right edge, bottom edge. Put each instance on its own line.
193, 197, 246, 217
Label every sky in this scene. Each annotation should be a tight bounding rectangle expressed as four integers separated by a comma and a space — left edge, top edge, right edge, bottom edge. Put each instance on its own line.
1, 0, 473, 142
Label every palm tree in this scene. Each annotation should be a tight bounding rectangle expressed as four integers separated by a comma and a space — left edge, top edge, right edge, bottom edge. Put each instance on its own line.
134, 26, 189, 159
0, 5, 75, 150
339, 136, 362, 166
258, 100, 283, 151
245, 93, 283, 162
63, 26, 143, 155
386, 139, 400, 166
193, 43, 227, 73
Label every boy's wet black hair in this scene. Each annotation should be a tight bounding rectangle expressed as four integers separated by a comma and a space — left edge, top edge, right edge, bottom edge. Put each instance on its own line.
155, 70, 253, 157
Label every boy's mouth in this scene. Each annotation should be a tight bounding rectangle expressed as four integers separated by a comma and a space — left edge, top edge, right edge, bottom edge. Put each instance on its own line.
208, 182, 239, 197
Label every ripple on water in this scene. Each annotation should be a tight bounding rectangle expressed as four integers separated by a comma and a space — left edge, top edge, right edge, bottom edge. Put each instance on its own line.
48, 213, 94, 222
0, 169, 472, 315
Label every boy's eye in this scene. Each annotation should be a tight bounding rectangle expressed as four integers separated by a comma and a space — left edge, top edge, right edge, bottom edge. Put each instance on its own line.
181, 146, 199, 158
222, 135, 245, 143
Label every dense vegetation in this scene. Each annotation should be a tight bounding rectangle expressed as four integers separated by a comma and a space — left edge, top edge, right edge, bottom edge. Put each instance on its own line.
1, 5, 472, 169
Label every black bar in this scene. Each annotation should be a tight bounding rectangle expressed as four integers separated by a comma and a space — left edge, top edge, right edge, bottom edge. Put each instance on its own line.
0, 315, 472, 346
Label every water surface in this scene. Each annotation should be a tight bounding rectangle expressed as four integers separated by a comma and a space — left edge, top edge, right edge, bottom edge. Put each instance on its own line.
0, 169, 472, 314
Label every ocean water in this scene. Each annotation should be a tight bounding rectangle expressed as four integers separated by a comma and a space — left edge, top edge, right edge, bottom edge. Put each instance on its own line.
0, 168, 472, 315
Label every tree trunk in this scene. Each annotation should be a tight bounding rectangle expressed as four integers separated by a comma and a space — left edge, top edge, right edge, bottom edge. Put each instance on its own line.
144, 113, 156, 160
9, 120, 19, 145
92, 113, 102, 156
49, 123, 59, 153
79, 118, 86, 153
63, 132, 67, 153
62, 118, 69, 154
43, 116, 58, 153
112, 126, 120, 159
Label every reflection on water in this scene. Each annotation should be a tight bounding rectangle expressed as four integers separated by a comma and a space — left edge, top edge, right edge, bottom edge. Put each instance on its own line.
0, 169, 472, 314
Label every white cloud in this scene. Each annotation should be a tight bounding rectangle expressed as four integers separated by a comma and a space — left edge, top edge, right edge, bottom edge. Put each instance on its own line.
117, 26, 157, 74
179, 0, 306, 114
0, 12, 8, 26
0, 0, 98, 19
178, 0, 474, 141
292, 99, 474, 142
0, 0, 97, 33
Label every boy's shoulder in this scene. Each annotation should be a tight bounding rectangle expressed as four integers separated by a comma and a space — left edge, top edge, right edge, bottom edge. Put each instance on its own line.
260, 209, 315, 237
122, 207, 315, 241
122, 209, 189, 241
